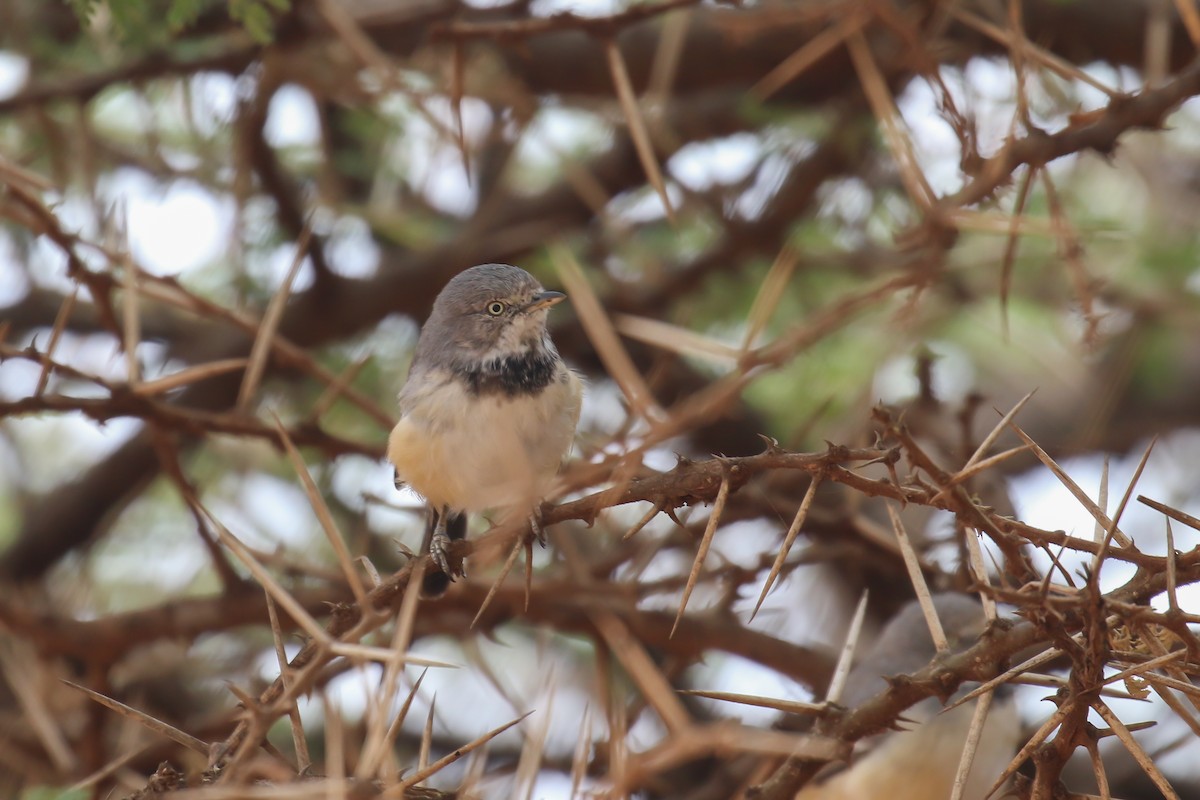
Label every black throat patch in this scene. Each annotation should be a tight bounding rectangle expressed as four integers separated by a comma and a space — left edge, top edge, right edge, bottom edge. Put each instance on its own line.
459, 350, 559, 398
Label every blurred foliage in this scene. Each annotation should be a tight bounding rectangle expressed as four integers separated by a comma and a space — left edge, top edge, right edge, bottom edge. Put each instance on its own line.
19, 788, 89, 800
66, 0, 291, 43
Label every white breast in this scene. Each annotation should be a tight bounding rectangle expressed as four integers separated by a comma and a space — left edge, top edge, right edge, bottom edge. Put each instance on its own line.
388, 367, 582, 514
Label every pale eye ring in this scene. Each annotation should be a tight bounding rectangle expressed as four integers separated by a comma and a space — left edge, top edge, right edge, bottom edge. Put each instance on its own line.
486, 301, 506, 316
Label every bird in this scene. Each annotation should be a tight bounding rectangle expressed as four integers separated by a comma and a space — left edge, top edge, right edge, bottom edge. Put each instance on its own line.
388, 264, 583, 595
798, 593, 1020, 800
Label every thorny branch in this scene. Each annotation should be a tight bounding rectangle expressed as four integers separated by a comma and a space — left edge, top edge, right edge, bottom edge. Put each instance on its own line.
3, 1, 1200, 798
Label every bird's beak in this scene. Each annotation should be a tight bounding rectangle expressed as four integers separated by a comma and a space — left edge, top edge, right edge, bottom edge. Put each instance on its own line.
524, 290, 566, 312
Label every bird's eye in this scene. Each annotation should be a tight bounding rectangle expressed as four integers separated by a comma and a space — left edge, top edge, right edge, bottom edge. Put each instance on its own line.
486, 301, 506, 316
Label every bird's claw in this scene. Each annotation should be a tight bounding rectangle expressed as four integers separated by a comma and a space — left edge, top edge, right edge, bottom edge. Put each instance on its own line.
528, 512, 546, 548
429, 529, 464, 580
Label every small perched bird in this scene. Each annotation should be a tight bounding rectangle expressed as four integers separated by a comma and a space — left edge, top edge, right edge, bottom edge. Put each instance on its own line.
799, 594, 1020, 800
388, 264, 583, 595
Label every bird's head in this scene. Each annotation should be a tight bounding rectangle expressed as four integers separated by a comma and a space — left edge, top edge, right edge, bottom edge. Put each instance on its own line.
421, 263, 567, 368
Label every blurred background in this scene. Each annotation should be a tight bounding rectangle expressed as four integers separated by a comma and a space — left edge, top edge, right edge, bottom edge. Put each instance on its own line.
3, 0, 1200, 798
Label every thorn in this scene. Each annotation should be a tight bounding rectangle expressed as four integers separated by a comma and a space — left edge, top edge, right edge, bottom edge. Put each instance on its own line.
756, 433, 782, 453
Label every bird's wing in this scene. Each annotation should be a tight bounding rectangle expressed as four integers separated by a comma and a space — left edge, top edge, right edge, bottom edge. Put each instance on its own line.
563, 369, 585, 464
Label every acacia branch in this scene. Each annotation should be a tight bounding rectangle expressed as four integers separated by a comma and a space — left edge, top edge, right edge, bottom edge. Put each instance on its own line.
942, 53, 1200, 209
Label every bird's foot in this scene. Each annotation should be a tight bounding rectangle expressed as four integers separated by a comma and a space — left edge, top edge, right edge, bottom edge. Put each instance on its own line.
528, 510, 546, 548
429, 527, 464, 580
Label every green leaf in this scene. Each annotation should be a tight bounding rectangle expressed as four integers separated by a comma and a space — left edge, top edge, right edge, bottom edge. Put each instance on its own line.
107, 0, 154, 42
229, 0, 291, 43
21, 788, 89, 800
167, 0, 206, 31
